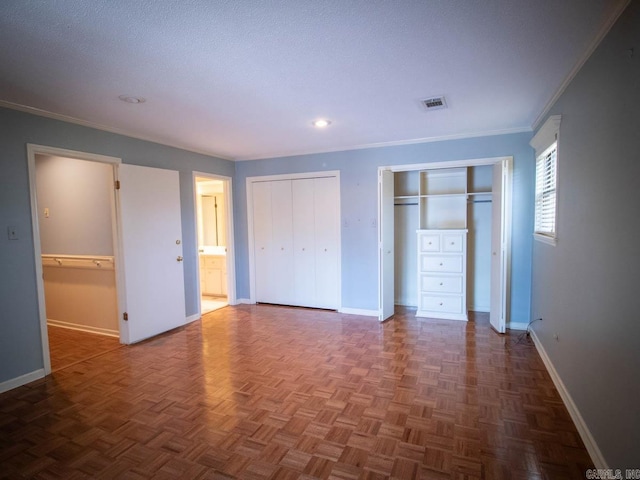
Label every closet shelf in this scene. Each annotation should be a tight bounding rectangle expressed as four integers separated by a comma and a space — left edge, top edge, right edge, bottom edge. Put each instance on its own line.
394, 194, 419, 200
420, 193, 467, 199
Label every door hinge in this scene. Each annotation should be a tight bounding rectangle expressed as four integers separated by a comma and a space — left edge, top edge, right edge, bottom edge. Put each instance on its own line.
115, 180, 121, 190
123, 312, 128, 321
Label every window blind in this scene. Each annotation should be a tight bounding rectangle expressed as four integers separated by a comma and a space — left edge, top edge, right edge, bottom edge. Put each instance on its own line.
535, 142, 557, 237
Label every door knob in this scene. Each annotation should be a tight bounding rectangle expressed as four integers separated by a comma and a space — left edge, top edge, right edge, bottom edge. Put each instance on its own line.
177, 256, 183, 262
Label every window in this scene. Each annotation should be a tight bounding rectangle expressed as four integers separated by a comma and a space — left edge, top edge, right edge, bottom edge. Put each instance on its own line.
534, 142, 557, 238
530, 115, 561, 245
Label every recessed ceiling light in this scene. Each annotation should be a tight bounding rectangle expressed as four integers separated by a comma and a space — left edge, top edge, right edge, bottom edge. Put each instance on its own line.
119, 95, 146, 104
312, 119, 331, 128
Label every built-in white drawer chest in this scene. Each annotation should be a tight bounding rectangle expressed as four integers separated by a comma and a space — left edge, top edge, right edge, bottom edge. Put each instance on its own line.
416, 229, 468, 320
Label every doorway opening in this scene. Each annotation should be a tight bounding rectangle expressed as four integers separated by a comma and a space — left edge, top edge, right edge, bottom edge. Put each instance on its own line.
30, 144, 192, 376
194, 174, 234, 314
28, 147, 123, 374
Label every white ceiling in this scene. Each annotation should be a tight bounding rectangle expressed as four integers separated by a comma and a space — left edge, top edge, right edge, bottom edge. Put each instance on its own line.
0, 1, 627, 161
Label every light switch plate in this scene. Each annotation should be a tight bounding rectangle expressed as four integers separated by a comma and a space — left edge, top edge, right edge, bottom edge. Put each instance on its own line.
7, 226, 18, 240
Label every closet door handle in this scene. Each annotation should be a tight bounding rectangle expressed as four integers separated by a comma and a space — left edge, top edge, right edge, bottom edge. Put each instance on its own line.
176, 256, 183, 262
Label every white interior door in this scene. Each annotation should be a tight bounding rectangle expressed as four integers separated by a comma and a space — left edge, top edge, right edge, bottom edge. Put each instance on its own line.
490, 159, 511, 333
379, 169, 395, 321
292, 178, 316, 307
313, 176, 340, 309
252, 181, 273, 303
118, 164, 186, 343
270, 180, 294, 305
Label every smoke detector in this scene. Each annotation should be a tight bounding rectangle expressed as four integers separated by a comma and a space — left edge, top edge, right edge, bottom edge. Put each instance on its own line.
119, 95, 146, 104
420, 96, 447, 111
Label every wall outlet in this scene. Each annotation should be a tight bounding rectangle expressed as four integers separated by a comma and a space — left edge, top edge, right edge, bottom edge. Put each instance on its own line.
7, 226, 18, 240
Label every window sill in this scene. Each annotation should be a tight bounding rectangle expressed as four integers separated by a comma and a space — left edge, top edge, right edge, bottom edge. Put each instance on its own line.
534, 233, 557, 246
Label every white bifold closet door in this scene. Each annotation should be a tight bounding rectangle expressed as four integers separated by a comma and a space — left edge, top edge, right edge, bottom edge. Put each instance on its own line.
252, 176, 339, 309
253, 180, 294, 305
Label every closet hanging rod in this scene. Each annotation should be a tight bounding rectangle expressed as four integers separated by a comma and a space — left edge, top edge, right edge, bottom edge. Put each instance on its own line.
394, 203, 419, 206
467, 199, 492, 204
41, 254, 115, 270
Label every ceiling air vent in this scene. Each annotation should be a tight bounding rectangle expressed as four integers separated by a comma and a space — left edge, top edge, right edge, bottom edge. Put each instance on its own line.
421, 96, 447, 111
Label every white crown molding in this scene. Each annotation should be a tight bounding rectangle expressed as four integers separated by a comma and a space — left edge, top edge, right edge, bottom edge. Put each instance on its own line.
0, 100, 233, 161
531, 0, 631, 131
235, 126, 532, 161
2, 99, 530, 163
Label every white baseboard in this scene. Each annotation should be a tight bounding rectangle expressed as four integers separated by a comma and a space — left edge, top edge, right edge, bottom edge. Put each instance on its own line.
48, 319, 118, 337
469, 304, 489, 312
507, 321, 529, 331
237, 298, 253, 304
0, 369, 45, 394
394, 299, 417, 308
529, 329, 607, 469
185, 314, 200, 324
339, 307, 379, 317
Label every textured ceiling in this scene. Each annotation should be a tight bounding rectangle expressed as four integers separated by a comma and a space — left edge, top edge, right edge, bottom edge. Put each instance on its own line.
0, 0, 628, 160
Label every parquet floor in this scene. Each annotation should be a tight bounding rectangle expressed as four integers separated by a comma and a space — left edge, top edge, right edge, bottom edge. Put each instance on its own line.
47, 325, 122, 372
1, 306, 592, 479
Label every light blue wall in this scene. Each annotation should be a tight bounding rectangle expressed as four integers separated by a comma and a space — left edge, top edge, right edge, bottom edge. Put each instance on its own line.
530, 1, 639, 467
0, 107, 233, 385
234, 132, 535, 321
0, 105, 535, 390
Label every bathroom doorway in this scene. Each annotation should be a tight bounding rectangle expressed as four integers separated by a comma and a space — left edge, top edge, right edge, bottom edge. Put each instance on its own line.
194, 174, 234, 314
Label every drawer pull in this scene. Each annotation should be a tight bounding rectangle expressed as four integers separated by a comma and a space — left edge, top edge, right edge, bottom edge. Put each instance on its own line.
439, 302, 443, 306
428, 242, 432, 245
439, 262, 443, 266
450, 242, 455, 245
439, 282, 443, 286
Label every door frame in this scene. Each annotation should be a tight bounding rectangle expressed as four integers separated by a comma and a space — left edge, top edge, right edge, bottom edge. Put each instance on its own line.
377, 156, 513, 325
26, 144, 123, 375
192, 172, 237, 310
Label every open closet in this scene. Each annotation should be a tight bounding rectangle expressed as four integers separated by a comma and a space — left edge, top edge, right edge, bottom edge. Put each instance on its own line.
379, 158, 511, 331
